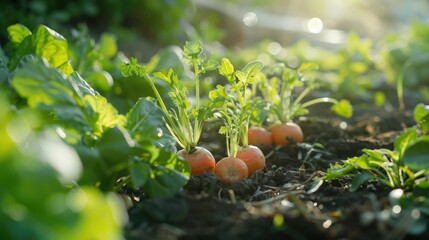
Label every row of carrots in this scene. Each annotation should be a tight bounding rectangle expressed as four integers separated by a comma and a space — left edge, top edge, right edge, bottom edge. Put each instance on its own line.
121, 41, 351, 185
180, 123, 304, 184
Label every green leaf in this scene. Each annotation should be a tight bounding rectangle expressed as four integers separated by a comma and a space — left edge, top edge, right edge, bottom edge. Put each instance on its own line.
145, 164, 189, 198
298, 62, 318, 72
394, 127, 418, 158
120, 58, 147, 77
362, 148, 393, 165
97, 127, 132, 167
324, 159, 357, 181
129, 160, 150, 188
219, 58, 235, 80
12, 59, 91, 131
202, 59, 219, 72
183, 41, 202, 59
98, 33, 117, 59
12, 58, 75, 106
238, 60, 264, 84
125, 98, 176, 151
153, 69, 174, 85
350, 172, 374, 191
84, 70, 114, 92
414, 103, 429, 135
33, 25, 74, 75
282, 68, 298, 87
7, 24, 32, 45
209, 85, 230, 101
83, 95, 126, 134
131, 142, 189, 197
356, 155, 373, 169
235, 70, 246, 83
402, 136, 429, 171
68, 72, 98, 97
331, 99, 353, 118
219, 126, 227, 135
7, 24, 74, 75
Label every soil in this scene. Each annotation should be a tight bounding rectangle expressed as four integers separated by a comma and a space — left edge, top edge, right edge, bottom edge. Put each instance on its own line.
123, 106, 429, 240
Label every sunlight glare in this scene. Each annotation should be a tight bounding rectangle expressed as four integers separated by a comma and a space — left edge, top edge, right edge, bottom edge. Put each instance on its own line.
243, 12, 258, 27
268, 41, 282, 55
307, 17, 323, 33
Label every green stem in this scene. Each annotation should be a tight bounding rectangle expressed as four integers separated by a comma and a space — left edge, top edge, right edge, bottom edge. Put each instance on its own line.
301, 97, 339, 109
145, 74, 170, 120
292, 87, 311, 107
278, 77, 289, 123
193, 62, 201, 147
144, 73, 187, 149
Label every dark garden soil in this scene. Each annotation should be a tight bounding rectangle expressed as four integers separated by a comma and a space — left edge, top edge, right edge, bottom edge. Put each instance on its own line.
124, 106, 429, 240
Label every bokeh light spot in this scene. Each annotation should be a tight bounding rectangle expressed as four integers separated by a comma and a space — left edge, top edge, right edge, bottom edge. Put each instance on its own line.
308, 17, 323, 33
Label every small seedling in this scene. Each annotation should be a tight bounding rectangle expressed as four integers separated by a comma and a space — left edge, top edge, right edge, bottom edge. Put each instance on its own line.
120, 42, 219, 175
254, 63, 353, 146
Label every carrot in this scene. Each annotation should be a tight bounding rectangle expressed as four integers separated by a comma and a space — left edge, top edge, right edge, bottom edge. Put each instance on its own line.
177, 146, 216, 175
269, 122, 304, 146
236, 145, 266, 176
214, 157, 249, 184
248, 126, 273, 146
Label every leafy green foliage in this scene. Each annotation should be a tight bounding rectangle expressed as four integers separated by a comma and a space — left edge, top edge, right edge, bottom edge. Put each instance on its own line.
121, 42, 218, 154
126, 97, 176, 151
6, 24, 73, 75
210, 58, 265, 155
4, 24, 190, 199
402, 137, 429, 171
0, 94, 125, 240
314, 104, 429, 192
255, 63, 353, 124
68, 26, 118, 93
378, 22, 429, 89
414, 103, 429, 135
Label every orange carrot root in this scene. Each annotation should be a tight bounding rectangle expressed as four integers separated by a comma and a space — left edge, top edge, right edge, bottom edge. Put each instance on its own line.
214, 157, 248, 184
269, 122, 304, 146
177, 146, 216, 175
236, 145, 266, 176
248, 126, 273, 146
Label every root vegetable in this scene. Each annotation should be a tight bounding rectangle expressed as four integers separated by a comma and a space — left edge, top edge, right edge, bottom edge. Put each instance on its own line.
269, 122, 304, 146
236, 145, 266, 176
214, 157, 248, 184
177, 147, 216, 175
248, 126, 273, 146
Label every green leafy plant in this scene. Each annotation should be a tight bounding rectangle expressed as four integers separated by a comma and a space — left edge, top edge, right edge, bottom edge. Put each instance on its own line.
120, 41, 219, 175
210, 58, 266, 182
310, 104, 429, 192
253, 62, 352, 146
0, 87, 126, 240
4, 24, 189, 197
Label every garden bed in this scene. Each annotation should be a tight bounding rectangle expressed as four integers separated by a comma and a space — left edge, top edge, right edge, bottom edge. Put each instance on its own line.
125, 107, 428, 240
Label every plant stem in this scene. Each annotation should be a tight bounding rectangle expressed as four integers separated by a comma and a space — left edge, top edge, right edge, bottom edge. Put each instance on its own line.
144, 73, 186, 149
278, 76, 289, 123
301, 97, 339, 109
193, 62, 200, 144
292, 87, 311, 107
